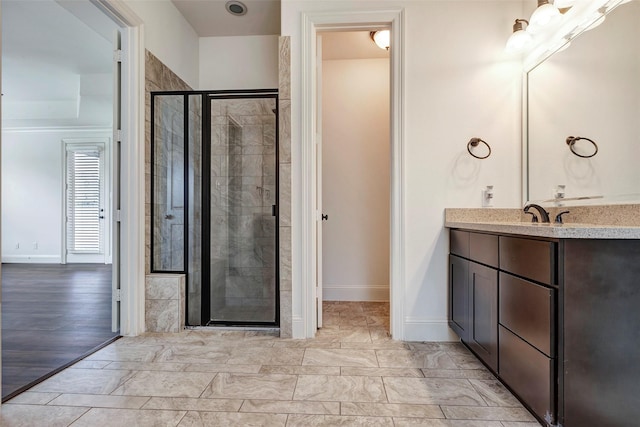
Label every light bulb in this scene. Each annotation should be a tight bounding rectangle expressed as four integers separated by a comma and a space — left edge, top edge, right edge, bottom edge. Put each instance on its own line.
528, 1, 561, 33
505, 19, 532, 54
371, 30, 390, 50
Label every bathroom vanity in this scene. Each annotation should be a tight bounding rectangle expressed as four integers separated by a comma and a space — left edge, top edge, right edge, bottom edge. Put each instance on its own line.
446, 215, 640, 427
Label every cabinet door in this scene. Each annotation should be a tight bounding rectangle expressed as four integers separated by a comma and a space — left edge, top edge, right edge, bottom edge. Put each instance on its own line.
449, 255, 469, 341
468, 261, 498, 372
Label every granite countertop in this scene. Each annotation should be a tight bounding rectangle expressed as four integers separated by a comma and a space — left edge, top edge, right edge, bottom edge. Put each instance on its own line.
444, 208, 640, 239
444, 220, 640, 239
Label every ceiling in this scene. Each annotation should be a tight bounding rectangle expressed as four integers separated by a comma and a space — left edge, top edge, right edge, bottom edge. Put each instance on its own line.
171, 0, 280, 37
2, 0, 115, 128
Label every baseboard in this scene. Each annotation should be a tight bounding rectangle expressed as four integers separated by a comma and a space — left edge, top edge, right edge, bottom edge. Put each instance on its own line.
292, 315, 305, 339
2, 255, 62, 264
322, 285, 389, 302
403, 317, 459, 342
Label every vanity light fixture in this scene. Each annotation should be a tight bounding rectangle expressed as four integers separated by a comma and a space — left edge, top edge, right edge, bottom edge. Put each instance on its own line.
370, 30, 391, 50
528, 0, 561, 33
505, 19, 533, 53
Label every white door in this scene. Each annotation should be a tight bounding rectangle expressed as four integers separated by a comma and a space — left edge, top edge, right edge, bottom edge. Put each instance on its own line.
64, 141, 108, 263
315, 34, 324, 329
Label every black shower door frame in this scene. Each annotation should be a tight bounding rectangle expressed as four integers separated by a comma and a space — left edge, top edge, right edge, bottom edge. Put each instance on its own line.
150, 89, 280, 328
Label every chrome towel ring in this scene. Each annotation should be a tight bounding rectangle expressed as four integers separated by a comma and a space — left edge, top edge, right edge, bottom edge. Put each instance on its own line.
467, 137, 491, 159
566, 136, 598, 158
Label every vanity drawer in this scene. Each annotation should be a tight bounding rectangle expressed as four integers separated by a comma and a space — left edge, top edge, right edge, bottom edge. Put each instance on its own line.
499, 236, 556, 285
450, 230, 469, 258
499, 325, 555, 424
470, 232, 498, 268
499, 272, 555, 357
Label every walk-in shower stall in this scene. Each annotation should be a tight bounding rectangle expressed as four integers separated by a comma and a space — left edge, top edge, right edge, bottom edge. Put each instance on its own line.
151, 90, 279, 327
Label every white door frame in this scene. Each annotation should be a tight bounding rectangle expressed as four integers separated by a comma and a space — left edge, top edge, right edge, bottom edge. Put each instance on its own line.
91, 0, 146, 336
301, 9, 406, 339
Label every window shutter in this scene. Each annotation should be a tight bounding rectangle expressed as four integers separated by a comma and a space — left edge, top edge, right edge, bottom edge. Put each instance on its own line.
67, 148, 103, 254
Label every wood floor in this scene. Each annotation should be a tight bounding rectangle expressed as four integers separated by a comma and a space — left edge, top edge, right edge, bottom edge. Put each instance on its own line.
1, 263, 119, 401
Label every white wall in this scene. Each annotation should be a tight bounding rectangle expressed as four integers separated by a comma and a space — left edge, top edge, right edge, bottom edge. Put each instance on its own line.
1, 129, 111, 263
199, 35, 279, 90
282, 0, 524, 340
125, 0, 199, 88
322, 58, 390, 302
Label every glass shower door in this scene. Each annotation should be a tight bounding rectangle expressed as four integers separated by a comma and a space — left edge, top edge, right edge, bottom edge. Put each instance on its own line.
206, 94, 278, 325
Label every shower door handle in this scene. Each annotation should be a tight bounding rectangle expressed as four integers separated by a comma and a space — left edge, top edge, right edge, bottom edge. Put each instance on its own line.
272, 205, 277, 217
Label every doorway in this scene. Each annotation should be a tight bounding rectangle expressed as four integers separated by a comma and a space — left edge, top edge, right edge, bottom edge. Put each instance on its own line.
150, 90, 280, 327
301, 9, 405, 339
318, 30, 391, 327
0, 0, 123, 400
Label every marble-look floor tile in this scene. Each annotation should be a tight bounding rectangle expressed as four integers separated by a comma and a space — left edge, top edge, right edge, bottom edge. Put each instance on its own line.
70, 408, 186, 427
294, 375, 386, 403
71, 360, 111, 369
184, 363, 261, 373
48, 393, 150, 409
202, 373, 297, 400
421, 369, 494, 379
142, 397, 243, 412
5, 391, 59, 405
341, 402, 444, 418
315, 329, 372, 343
226, 347, 304, 365
441, 406, 537, 422
111, 371, 215, 398
177, 410, 287, 426
0, 404, 88, 427
376, 350, 458, 369
240, 399, 340, 415
448, 353, 486, 370
340, 341, 407, 350
303, 348, 378, 367
105, 361, 189, 372
383, 377, 486, 406
286, 414, 394, 426
154, 345, 232, 364
393, 419, 504, 427
85, 344, 165, 362
272, 339, 341, 349
32, 369, 135, 395
469, 379, 522, 407
259, 365, 341, 375
341, 367, 424, 378
500, 422, 542, 426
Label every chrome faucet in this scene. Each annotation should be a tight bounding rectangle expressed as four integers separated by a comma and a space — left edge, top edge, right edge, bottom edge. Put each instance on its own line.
523, 203, 550, 223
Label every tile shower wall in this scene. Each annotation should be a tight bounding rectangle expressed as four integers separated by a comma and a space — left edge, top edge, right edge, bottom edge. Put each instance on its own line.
279, 36, 292, 337
209, 98, 277, 322
146, 51, 203, 328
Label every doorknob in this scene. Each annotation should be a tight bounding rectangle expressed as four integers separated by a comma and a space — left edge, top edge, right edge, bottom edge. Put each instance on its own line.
321, 214, 328, 221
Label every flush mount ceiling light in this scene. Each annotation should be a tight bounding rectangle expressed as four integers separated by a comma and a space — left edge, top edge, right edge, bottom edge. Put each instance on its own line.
528, 0, 561, 33
505, 19, 533, 53
370, 30, 390, 50
226, 1, 247, 16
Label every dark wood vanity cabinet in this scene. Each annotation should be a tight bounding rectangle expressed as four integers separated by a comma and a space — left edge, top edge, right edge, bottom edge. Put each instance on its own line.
449, 229, 557, 425
448, 230, 499, 372
450, 229, 640, 426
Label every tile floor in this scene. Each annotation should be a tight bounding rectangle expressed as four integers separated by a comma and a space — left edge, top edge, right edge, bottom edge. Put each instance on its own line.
0, 302, 540, 426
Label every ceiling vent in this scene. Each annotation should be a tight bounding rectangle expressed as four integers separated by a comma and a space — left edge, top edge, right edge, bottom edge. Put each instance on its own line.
226, 1, 248, 16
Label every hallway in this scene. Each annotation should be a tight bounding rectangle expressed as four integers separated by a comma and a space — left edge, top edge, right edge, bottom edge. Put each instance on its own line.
1, 302, 537, 426
1, 264, 117, 400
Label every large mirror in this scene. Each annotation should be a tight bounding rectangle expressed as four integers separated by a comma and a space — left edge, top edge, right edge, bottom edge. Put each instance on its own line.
526, 0, 640, 203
